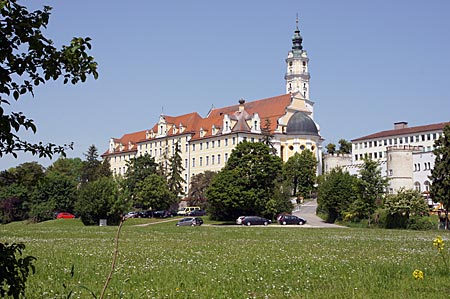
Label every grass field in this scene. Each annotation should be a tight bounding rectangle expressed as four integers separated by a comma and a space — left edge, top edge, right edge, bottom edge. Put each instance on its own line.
1, 218, 450, 299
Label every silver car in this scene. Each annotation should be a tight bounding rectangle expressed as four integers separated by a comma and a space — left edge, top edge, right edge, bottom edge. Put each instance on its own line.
176, 217, 203, 226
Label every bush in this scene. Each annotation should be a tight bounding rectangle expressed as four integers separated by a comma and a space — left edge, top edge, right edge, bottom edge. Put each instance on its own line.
407, 215, 435, 230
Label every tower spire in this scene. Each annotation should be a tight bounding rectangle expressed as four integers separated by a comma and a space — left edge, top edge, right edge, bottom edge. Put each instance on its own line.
292, 14, 303, 51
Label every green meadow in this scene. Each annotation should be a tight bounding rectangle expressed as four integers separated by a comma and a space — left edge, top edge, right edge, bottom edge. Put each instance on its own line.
1, 218, 449, 299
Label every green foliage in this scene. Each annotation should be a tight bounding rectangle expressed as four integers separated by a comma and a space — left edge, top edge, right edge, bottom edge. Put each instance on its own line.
81, 145, 111, 183
167, 142, 185, 196
188, 171, 216, 208
136, 174, 177, 210
207, 141, 283, 220
124, 154, 158, 197
406, 215, 435, 230
283, 150, 317, 197
75, 177, 122, 225
354, 157, 388, 221
430, 124, 450, 211
0, 183, 28, 223
382, 188, 430, 229
337, 139, 352, 154
0, 0, 98, 158
260, 118, 276, 153
46, 157, 84, 183
0, 242, 36, 299
317, 167, 358, 223
326, 143, 336, 154
29, 174, 77, 222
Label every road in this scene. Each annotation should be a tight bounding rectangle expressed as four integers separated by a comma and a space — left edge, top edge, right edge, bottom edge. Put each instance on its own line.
292, 199, 346, 228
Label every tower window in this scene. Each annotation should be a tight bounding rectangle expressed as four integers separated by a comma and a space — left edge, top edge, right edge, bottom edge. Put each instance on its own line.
302, 61, 306, 66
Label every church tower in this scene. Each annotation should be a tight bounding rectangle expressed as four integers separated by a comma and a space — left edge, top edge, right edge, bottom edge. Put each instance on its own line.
285, 17, 310, 99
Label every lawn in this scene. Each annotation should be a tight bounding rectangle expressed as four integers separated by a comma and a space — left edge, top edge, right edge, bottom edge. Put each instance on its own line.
1, 218, 449, 298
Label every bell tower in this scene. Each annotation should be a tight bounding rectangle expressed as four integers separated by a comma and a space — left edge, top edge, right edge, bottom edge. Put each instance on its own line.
285, 16, 310, 99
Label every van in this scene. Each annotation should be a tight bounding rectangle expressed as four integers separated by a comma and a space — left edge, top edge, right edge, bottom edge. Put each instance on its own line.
177, 206, 201, 216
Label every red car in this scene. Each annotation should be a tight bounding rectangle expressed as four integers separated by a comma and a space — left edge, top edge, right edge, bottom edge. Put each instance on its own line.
56, 212, 75, 219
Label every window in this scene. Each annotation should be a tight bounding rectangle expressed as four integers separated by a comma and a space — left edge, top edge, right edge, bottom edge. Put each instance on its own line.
374, 140, 377, 147
251, 138, 255, 142
389, 139, 392, 145
427, 134, 431, 141
374, 152, 378, 159
192, 158, 195, 167
355, 155, 358, 161
424, 181, 430, 192
379, 152, 383, 158
212, 155, 215, 165
192, 144, 196, 151
410, 136, 414, 143
364, 142, 367, 148
369, 141, 372, 148
389, 169, 393, 176
384, 139, 387, 146
225, 153, 228, 162
199, 157, 203, 166
217, 140, 221, 147
206, 142, 209, 149
243, 137, 247, 142
200, 143, 203, 150
218, 154, 221, 164
159, 148, 162, 155
414, 182, 421, 192
206, 156, 209, 166
399, 137, 403, 144
212, 141, 215, 148
433, 133, 437, 140
185, 143, 188, 152
254, 121, 257, 130
421, 135, 425, 141
232, 137, 236, 145
417, 164, 420, 171
225, 138, 228, 146
185, 159, 188, 168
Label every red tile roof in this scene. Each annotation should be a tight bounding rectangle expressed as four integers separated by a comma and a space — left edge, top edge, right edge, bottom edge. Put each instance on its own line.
103, 94, 293, 155
352, 122, 450, 142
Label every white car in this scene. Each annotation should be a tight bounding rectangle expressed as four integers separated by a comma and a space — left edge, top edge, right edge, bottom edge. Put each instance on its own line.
236, 216, 245, 225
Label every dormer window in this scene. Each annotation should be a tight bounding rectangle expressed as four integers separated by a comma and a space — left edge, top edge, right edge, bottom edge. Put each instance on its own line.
146, 130, 150, 139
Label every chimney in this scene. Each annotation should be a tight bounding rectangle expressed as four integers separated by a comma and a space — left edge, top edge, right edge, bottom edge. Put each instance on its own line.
238, 98, 245, 112
394, 122, 408, 130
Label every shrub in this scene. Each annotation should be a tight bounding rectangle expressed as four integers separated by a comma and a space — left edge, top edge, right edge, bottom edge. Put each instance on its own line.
407, 215, 435, 230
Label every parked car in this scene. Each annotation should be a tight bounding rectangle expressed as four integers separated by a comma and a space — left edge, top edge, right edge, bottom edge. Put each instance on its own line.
139, 210, 155, 218
176, 217, 203, 226
187, 209, 206, 216
277, 214, 306, 225
236, 216, 245, 225
177, 206, 201, 216
56, 212, 75, 219
153, 210, 176, 218
240, 216, 271, 226
124, 211, 139, 219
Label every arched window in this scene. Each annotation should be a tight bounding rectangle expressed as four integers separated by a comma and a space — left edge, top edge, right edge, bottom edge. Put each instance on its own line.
424, 181, 430, 192
414, 182, 421, 192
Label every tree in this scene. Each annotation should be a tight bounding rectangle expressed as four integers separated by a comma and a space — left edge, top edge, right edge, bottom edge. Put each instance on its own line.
383, 188, 429, 229
0, 183, 28, 223
261, 118, 276, 153
167, 142, 185, 196
188, 171, 216, 208
81, 145, 110, 183
29, 174, 77, 222
430, 125, 450, 212
0, 0, 98, 158
326, 143, 336, 155
75, 177, 123, 225
337, 139, 352, 154
206, 141, 283, 220
124, 154, 158, 198
354, 157, 388, 224
46, 157, 83, 183
317, 167, 358, 223
135, 174, 177, 210
283, 150, 317, 198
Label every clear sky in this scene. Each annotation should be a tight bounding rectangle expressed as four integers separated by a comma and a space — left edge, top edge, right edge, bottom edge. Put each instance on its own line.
2, 0, 449, 170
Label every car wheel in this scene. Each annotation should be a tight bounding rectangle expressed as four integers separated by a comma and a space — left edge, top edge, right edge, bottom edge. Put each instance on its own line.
282, 221, 287, 225
264, 221, 268, 226
247, 222, 251, 226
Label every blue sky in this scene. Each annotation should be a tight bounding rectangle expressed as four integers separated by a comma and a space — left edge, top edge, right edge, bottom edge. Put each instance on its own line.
2, 0, 449, 170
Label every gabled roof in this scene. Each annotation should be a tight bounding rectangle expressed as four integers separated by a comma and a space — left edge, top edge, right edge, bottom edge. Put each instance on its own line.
103, 94, 294, 155
352, 122, 450, 142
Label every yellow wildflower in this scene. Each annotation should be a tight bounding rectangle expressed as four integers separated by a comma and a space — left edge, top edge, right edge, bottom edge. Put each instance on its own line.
412, 269, 424, 280
433, 236, 445, 252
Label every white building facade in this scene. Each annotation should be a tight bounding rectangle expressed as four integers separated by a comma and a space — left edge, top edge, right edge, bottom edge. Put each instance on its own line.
102, 22, 324, 195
